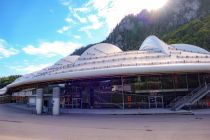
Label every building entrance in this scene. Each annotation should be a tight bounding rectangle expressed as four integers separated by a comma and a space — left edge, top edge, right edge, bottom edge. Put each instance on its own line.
148, 96, 164, 108
72, 98, 82, 109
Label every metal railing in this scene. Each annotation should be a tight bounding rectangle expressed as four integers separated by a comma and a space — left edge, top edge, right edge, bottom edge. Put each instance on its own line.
94, 93, 123, 109
172, 83, 210, 111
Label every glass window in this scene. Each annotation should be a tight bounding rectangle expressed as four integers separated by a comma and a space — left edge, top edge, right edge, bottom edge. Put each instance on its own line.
161, 75, 174, 89
139, 76, 148, 90
146, 76, 161, 90
123, 76, 139, 93
187, 74, 199, 88
174, 74, 187, 89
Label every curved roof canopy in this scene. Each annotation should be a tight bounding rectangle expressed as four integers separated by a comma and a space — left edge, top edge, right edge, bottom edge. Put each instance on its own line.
55, 55, 79, 66
171, 44, 209, 54
79, 43, 122, 59
139, 35, 171, 54
1, 35, 210, 93
0, 87, 7, 95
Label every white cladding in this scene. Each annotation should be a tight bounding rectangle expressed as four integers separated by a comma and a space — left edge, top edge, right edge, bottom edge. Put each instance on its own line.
52, 87, 60, 115
54, 55, 80, 66
0, 87, 7, 95
171, 44, 209, 54
12, 88, 35, 97
1, 35, 210, 94
78, 43, 122, 60
36, 88, 43, 115
28, 97, 36, 105
140, 35, 170, 54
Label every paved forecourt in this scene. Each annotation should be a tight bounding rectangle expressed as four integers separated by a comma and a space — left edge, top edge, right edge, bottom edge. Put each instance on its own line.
0, 104, 210, 140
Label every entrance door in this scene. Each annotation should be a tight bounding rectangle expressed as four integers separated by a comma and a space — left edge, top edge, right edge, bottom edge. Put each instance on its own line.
72, 98, 82, 109
148, 96, 156, 108
156, 96, 164, 108
148, 96, 164, 108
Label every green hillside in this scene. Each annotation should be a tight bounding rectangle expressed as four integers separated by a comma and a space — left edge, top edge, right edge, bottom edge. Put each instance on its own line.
0, 75, 21, 89
72, 0, 210, 55
162, 15, 210, 51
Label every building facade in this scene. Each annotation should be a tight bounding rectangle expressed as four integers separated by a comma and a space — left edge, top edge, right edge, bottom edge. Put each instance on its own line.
1, 36, 210, 114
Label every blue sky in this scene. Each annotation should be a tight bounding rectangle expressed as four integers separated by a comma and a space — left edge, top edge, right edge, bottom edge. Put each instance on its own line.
0, 0, 167, 77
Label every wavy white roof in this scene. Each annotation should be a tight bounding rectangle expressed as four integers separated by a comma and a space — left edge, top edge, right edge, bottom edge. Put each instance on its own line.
171, 44, 209, 54
55, 55, 79, 66
1, 35, 210, 94
79, 43, 122, 59
0, 87, 7, 95
140, 35, 171, 54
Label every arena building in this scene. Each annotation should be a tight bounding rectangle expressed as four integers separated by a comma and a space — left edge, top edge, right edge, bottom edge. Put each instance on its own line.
0, 35, 210, 115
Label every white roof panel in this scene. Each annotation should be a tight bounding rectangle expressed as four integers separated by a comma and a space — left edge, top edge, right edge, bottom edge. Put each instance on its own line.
79, 43, 122, 59
171, 44, 209, 54
140, 35, 170, 54
5, 36, 210, 91
55, 55, 79, 65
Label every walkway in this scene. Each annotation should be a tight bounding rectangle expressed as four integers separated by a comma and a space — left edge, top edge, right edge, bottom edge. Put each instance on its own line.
4, 103, 196, 115
0, 104, 210, 140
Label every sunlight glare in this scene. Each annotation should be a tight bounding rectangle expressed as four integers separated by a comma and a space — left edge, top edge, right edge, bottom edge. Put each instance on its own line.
144, 0, 168, 10
97, 0, 169, 31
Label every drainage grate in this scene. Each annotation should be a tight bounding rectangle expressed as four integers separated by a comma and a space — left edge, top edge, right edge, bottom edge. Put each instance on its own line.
145, 129, 153, 131
0, 119, 22, 123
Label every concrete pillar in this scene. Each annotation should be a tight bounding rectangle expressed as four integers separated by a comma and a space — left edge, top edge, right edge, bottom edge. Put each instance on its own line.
36, 88, 43, 115
52, 87, 60, 115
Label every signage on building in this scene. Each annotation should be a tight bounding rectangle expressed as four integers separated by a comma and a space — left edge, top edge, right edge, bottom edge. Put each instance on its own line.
12, 90, 33, 97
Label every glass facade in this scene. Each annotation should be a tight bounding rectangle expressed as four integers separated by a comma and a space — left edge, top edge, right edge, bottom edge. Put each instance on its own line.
59, 73, 210, 109
0, 95, 11, 104
9, 72, 210, 110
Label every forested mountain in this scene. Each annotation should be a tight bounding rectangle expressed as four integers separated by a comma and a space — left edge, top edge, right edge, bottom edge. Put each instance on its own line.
2, 1, 210, 88
72, 0, 210, 55
0, 75, 21, 89
162, 15, 210, 51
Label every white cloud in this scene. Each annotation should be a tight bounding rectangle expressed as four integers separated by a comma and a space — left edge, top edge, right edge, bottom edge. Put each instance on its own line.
85, 0, 112, 11
73, 35, 81, 39
22, 41, 81, 57
60, 0, 71, 6
22, 64, 51, 73
59, 0, 168, 37
87, 15, 103, 29
80, 15, 103, 37
65, 17, 73, 23
83, 30, 93, 38
57, 25, 71, 34
74, 7, 89, 12
9, 63, 52, 74
88, 15, 98, 23
85, 0, 136, 31
83, 0, 168, 31
73, 12, 87, 23
0, 39, 19, 58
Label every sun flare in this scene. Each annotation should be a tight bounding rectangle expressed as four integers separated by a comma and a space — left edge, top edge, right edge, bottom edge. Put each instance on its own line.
144, 0, 168, 10
105, 0, 169, 30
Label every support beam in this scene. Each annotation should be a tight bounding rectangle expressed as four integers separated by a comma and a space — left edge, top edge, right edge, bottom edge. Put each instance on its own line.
121, 77, 125, 109
52, 87, 60, 115
36, 88, 43, 115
